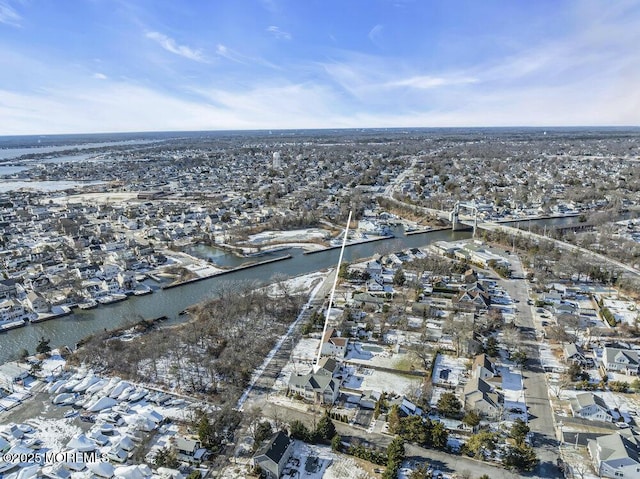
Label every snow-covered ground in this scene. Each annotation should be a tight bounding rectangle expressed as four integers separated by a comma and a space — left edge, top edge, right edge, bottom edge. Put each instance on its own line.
222, 443, 371, 479
342, 365, 421, 397
248, 228, 330, 244
266, 271, 326, 297
498, 366, 527, 422
538, 344, 565, 372
273, 338, 319, 391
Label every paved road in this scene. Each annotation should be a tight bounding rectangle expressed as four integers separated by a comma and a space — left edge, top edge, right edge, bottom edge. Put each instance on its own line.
498, 253, 563, 479
479, 221, 640, 278
259, 400, 522, 479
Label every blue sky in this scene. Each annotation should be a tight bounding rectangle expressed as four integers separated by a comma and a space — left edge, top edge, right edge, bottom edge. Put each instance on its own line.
0, 0, 639, 134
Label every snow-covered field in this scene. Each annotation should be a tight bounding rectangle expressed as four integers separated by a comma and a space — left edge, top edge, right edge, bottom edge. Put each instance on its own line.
266, 271, 326, 297
248, 228, 330, 244
343, 365, 421, 397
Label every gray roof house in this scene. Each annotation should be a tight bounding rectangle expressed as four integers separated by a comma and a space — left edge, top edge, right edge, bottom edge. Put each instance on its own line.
463, 377, 503, 419
602, 347, 639, 375
252, 431, 294, 479
564, 343, 588, 366
587, 432, 640, 479
570, 392, 614, 423
288, 371, 339, 405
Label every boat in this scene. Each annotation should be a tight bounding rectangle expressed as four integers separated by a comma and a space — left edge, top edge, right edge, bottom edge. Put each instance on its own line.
97, 293, 127, 305
0, 319, 26, 332
77, 299, 98, 310
31, 305, 72, 323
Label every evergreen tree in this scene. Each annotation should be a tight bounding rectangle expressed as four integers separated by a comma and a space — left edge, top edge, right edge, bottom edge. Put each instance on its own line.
437, 392, 462, 418
503, 444, 539, 472
289, 420, 311, 441
509, 418, 530, 446
315, 411, 337, 443
387, 405, 402, 434
430, 421, 449, 449
35, 337, 51, 355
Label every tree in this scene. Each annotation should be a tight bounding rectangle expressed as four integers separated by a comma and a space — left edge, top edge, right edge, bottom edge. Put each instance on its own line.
387, 405, 402, 434
484, 336, 499, 357
253, 421, 273, 447
511, 350, 528, 369
408, 464, 431, 479
384, 437, 405, 479
430, 421, 449, 449
153, 447, 179, 468
197, 413, 215, 449
502, 444, 538, 472
331, 434, 342, 452
509, 418, 530, 446
338, 262, 350, 279
35, 337, 51, 355
462, 410, 481, 428
315, 411, 337, 443
289, 420, 311, 441
567, 362, 588, 382
393, 268, 406, 286
437, 392, 462, 419
464, 431, 498, 458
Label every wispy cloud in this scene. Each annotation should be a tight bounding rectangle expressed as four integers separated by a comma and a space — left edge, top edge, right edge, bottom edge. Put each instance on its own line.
215, 44, 246, 64
368, 24, 384, 46
0, 1, 21, 27
93, 72, 108, 80
386, 75, 478, 89
267, 25, 291, 40
145, 31, 206, 62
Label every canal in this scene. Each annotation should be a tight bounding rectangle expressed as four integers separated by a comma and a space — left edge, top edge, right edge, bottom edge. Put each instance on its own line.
0, 213, 604, 363
0, 227, 471, 363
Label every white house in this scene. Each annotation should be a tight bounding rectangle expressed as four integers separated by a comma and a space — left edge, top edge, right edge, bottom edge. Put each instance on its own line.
320, 328, 348, 358
570, 393, 614, 423
602, 347, 639, 375
588, 432, 640, 479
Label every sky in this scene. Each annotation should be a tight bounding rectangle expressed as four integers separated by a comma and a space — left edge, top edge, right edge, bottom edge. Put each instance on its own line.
0, 0, 639, 134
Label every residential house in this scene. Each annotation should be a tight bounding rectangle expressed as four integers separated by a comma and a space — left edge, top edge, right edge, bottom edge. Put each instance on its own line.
173, 436, 206, 463
570, 393, 614, 423
25, 291, 50, 314
456, 290, 490, 310
463, 377, 503, 418
252, 431, 294, 479
471, 353, 498, 381
288, 371, 340, 405
587, 432, 640, 479
602, 347, 639, 376
564, 343, 589, 367
0, 279, 18, 300
320, 328, 348, 358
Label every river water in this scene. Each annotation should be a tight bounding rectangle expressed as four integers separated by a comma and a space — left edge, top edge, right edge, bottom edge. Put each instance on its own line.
0, 213, 603, 363
0, 228, 473, 363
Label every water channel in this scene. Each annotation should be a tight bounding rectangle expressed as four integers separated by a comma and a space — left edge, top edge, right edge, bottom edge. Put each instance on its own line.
0, 214, 601, 363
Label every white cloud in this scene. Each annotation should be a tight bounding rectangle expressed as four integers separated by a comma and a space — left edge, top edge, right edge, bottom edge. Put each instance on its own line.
386, 75, 478, 89
0, 1, 21, 27
93, 72, 108, 80
145, 31, 206, 62
267, 25, 291, 40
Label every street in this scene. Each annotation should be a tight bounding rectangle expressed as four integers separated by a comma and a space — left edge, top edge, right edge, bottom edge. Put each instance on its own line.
498, 253, 563, 479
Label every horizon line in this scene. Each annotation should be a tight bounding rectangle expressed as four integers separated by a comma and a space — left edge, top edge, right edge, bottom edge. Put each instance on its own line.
2, 124, 640, 140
